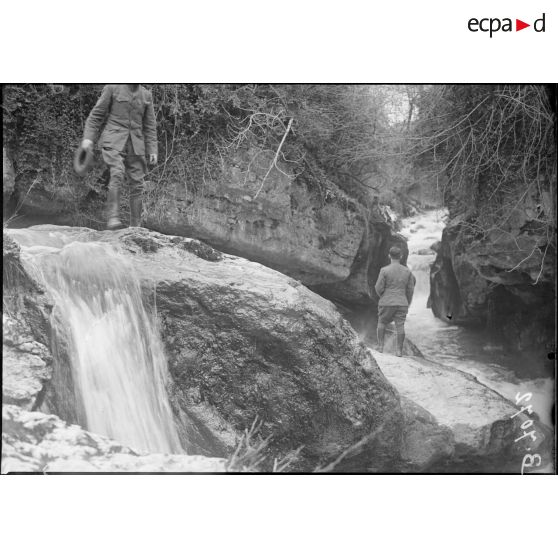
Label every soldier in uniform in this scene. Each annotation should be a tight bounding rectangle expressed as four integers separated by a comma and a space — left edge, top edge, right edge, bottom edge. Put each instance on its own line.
81, 84, 158, 229
375, 245, 416, 356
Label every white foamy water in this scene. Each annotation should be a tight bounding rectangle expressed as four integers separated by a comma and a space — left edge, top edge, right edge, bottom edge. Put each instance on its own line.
400, 210, 555, 428
9, 228, 183, 454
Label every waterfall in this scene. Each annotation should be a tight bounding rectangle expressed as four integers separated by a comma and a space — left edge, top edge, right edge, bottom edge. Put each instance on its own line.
11, 228, 183, 454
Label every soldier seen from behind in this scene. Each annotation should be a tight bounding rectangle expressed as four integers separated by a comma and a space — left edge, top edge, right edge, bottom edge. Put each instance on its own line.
375, 245, 416, 357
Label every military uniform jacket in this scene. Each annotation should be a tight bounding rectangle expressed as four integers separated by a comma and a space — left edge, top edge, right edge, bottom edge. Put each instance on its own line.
375, 262, 416, 307
83, 84, 158, 156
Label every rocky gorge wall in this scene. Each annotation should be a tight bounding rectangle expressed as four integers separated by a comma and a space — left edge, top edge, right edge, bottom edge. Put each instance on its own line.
427, 85, 556, 378
139, 148, 409, 310
4, 145, 405, 311
429, 201, 556, 376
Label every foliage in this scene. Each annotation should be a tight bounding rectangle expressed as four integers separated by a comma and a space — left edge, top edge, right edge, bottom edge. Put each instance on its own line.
3, 84, 395, 226
3, 84, 554, 241
2, 85, 109, 225
147, 84, 394, 210
410, 85, 556, 242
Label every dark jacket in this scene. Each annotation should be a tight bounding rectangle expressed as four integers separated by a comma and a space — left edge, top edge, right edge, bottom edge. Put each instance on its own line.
375, 261, 416, 307
83, 84, 157, 156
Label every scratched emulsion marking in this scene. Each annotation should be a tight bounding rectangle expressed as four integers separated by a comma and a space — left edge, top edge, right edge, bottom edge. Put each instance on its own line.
512, 392, 543, 474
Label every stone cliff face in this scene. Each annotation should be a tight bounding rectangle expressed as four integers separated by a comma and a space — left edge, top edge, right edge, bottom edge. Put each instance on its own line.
143, 151, 405, 309
6, 146, 404, 310
430, 207, 555, 375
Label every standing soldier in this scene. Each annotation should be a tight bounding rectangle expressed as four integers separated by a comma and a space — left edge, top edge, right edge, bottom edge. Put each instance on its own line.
375, 246, 416, 357
81, 84, 158, 229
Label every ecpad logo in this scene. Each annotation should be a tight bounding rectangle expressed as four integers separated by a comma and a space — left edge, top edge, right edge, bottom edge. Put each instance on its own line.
468, 13, 546, 37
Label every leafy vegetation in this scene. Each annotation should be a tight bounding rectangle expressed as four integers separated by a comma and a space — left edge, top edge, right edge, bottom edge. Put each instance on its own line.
2, 84, 406, 225
410, 85, 556, 244
3, 84, 555, 245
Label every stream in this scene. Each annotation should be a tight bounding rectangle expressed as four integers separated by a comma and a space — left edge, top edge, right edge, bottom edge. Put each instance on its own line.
401, 209, 554, 428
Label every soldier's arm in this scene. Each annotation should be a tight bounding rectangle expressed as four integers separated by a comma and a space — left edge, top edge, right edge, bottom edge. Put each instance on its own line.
375, 269, 386, 298
143, 90, 158, 156
406, 272, 416, 305
83, 85, 113, 142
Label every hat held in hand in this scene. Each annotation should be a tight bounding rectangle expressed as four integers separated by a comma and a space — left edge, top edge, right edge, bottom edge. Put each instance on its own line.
73, 142, 95, 177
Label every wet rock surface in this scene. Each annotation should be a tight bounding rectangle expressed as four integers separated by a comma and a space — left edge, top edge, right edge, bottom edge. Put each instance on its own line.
2, 342, 51, 410
118, 228, 405, 470
2, 404, 228, 473
370, 350, 553, 471
3, 235, 53, 411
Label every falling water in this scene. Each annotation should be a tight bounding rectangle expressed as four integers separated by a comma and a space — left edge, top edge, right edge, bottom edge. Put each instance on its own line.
9, 228, 183, 454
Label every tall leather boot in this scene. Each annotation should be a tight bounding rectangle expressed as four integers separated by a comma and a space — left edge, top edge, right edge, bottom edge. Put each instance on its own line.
130, 194, 142, 227
396, 333, 405, 357
377, 323, 386, 353
106, 185, 122, 230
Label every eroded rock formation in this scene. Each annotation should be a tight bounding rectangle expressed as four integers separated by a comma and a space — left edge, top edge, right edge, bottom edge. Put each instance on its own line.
144, 151, 405, 310
429, 213, 555, 376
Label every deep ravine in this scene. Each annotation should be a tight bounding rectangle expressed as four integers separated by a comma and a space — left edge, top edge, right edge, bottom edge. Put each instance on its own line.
402, 209, 554, 429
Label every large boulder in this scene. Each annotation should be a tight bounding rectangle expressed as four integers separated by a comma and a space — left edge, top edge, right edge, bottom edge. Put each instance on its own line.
371, 350, 554, 472
6, 226, 405, 471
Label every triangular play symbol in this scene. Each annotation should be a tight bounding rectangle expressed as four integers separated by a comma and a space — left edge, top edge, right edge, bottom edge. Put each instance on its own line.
516, 19, 530, 31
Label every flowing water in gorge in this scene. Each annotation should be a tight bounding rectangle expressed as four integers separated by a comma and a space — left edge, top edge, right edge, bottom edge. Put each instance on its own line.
401, 210, 555, 429
8, 227, 183, 455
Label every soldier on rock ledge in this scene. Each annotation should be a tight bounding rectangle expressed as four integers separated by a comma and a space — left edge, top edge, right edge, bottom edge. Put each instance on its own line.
81, 84, 158, 230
